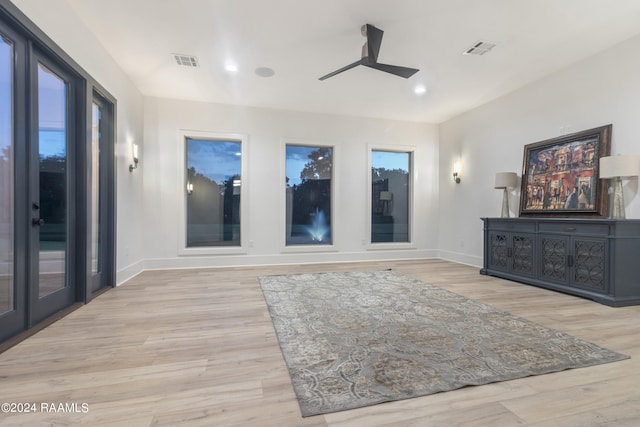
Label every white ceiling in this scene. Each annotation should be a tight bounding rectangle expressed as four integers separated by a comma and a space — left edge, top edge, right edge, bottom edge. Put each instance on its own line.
64, 0, 640, 123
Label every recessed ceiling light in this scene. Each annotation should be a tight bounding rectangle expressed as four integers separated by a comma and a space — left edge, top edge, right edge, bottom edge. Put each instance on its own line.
414, 85, 427, 95
225, 61, 238, 73
255, 67, 275, 77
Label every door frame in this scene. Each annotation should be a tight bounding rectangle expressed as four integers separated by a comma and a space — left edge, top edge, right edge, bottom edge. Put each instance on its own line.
86, 90, 116, 298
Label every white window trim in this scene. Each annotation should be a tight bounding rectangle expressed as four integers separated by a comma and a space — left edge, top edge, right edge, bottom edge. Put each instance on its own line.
177, 129, 249, 256
366, 143, 416, 251
280, 138, 338, 254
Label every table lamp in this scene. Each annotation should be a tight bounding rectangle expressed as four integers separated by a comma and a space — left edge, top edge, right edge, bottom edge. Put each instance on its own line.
599, 155, 640, 219
495, 172, 518, 218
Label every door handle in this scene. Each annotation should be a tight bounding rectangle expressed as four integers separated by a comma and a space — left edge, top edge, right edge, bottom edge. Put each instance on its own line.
32, 218, 45, 226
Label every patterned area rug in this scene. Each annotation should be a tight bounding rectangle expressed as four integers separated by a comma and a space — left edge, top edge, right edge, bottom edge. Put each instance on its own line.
259, 270, 629, 417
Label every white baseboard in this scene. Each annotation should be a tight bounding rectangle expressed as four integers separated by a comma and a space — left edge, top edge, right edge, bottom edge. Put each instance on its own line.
116, 259, 145, 286
116, 249, 440, 282
437, 250, 482, 268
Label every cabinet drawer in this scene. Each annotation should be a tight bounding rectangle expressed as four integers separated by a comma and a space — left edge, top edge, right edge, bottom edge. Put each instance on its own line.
487, 221, 536, 233
538, 222, 610, 236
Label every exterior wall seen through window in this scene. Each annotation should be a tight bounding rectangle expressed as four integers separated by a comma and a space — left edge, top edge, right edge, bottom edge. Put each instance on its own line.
371, 150, 411, 243
186, 138, 242, 247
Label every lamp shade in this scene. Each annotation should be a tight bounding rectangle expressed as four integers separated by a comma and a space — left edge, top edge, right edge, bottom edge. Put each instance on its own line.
600, 155, 640, 178
379, 191, 392, 201
494, 172, 518, 189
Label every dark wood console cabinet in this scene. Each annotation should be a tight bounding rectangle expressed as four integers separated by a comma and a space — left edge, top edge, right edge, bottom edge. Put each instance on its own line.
481, 217, 640, 307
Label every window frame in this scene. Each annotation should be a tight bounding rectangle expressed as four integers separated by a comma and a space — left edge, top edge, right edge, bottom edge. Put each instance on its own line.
177, 129, 249, 256
367, 144, 416, 250
281, 139, 337, 253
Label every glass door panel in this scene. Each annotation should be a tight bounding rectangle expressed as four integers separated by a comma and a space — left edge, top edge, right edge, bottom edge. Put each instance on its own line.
0, 35, 14, 316
36, 63, 67, 298
91, 102, 101, 277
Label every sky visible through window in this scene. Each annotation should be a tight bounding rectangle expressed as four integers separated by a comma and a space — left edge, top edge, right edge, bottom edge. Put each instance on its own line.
38, 64, 66, 159
372, 150, 409, 172
187, 139, 241, 184
39, 130, 65, 157
286, 145, 316, 186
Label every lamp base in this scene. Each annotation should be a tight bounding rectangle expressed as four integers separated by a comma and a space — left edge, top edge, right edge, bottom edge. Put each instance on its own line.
501, 188, 510, 218
610, 177, 626, 220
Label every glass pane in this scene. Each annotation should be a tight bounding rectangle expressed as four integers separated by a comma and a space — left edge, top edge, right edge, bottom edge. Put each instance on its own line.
186, 138, 241, 247
91, 103, 101, 275
0, 36, 14, 314
285, 145, 332, 245
371, 151, 410, 243
38, 63, 67, 298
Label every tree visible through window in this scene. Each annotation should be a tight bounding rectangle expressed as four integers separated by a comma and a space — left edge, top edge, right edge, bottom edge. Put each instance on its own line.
285, 145, 332, 245
186, 138, 241, 247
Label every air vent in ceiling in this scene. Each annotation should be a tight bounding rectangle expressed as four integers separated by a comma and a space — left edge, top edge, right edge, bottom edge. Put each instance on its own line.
173, 53, 199, 67
463, 41, 496, 56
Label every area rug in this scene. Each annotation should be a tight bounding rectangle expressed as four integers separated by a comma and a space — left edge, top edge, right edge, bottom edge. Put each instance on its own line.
258, 270, 629, 417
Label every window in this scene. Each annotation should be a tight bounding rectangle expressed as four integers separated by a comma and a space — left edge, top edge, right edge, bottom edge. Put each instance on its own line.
285, 145, 332, 245
185, 138, 242, 247
371, 150, 411, 243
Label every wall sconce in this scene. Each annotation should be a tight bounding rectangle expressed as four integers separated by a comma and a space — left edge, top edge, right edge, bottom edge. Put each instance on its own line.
186, 181, 194, 195
453, 161, 461, 184
599, 154, 640, 219
379, 191, 392, 215
129, 143, 139, 172
232, 179, 242, 195
494, 172, 518, 218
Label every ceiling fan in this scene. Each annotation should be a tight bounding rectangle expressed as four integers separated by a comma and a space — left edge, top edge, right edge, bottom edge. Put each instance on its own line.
319, 24, 419, 81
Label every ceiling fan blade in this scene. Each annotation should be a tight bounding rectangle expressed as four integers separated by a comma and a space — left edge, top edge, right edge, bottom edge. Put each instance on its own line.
364, 24, 383, 62
364, 62, 419, 78
318, 58, 366, 81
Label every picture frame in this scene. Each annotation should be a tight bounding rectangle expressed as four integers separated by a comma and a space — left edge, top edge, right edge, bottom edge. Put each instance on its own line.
519, 124, 611, 217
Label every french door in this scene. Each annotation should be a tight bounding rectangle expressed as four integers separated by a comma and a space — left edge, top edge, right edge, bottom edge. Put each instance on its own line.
0, 29, 77, 340
28, 54, 77, 323
0, 16, 114, 344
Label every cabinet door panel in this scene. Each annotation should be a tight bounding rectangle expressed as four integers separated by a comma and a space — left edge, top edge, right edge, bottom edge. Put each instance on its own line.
488, 232, 509, 272
511, 234, 535, 276
540, 236, 569, 284
573, 238, 607, 291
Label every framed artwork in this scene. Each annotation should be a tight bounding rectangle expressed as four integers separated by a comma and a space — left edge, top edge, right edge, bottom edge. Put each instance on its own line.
519, 124, 611, 217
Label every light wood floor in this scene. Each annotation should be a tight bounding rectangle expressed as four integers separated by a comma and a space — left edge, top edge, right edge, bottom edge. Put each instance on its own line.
1, 259, 640, 426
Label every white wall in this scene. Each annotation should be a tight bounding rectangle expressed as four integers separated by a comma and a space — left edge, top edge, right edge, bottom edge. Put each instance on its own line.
143, 97, 439, 269
438, 33, 640, 267
14, 0, 640, 277
11, 0, 146, 284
